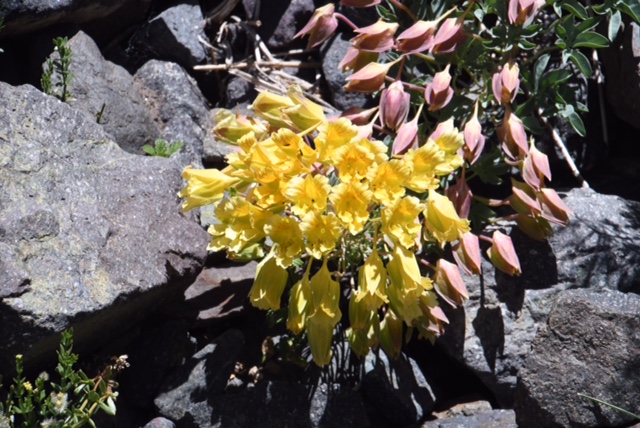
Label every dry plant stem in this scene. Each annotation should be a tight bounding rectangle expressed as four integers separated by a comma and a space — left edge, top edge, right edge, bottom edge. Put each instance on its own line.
194, 61, 321, 71
592, 48, 609, 148
537, 108, 590, 188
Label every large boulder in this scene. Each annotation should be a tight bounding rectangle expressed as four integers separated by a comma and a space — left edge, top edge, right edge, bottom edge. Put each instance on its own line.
439, 187, 640, 406
45, 31, 160, 154
514, 289, 640, 428
0, 82, 209, 368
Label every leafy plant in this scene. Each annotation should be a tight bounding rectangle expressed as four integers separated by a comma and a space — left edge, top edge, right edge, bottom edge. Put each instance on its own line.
143, 139, 185, 158
41, 37, 73, 102
0, 329, 127, 427
177, 0, 636, 366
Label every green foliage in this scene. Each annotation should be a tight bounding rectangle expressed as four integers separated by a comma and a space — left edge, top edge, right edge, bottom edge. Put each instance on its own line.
0, 329, 127, 427
143, 139, 185, 157
41, 37, 73, 103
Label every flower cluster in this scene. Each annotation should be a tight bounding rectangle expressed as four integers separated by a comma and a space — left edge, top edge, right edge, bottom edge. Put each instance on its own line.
180, 85, 529, 366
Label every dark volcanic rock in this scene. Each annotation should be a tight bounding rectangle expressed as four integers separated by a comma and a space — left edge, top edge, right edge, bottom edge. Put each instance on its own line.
421, 409, 517, 428
0, 81, 209, 369
515, 289, 640, 428
44, 31, 160, 153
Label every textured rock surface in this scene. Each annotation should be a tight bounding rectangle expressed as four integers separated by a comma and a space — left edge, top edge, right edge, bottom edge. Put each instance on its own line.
421, 409, 517, 428
134, 60, 209, 168
514, 289, 640, 428
140, 3, 207, 68
143, 417, 177, 428
439, 187, 640, 406
251, 0, 314, 50
0, 0, 130, 37
47, 31, 160, 153
154, 329, 245, 423
0, 81, 209, 368
363, 351, 436, 426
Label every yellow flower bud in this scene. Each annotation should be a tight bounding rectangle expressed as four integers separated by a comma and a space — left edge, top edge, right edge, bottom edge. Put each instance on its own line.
249, 251, 289, 310
424, 190, 470, 245
178, 167, 240, 212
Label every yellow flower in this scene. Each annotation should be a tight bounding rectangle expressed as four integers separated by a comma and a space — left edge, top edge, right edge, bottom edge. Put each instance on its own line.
315, 118, 359, 165
251, 90, 295, 128
282, 85, 327, 132
249, 250, 289, 310
424, 190, 470, 244
355, 247, 388, 311
403, 141, 444, 193
264, 215, 304, 268
288, 265, 312, 334
271, 127, 317, 167
283, 174, 330, 217
368, 159, 411, 206
379, 308, 403, 359
358, 137, 389, 165
300, 211, 342, 259
213, 109, 267, 144
382, 196, 425, 249
329, 181, 372, 234
386, 244, 433, 324
307, 258, 342, 366
332, 141, 376, 183
207, 197, 267, 255
178, 166, 240, 212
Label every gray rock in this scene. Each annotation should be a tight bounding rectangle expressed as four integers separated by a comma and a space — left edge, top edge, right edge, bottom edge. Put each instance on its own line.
514, 289, 640, 427
143, 417, 176, 428
0, 243, 30, 298
421, 409, 517, 428
438, 188, 640, 406
363, 350, 435, 426
547, 187, 640, 293
0, 81, 209, 369
154, 329, 245, 424
45, 30, 160, 153
0, 0, 129, 37
254, 0, 315, 50
204, 381, 370, 428
134, 60, 209, 168
169, 261, 257, 326
141, 3, 207, 68
320, 34, 374, 111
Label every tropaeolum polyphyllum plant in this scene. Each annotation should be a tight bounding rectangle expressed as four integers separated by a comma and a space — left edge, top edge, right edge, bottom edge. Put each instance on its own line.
176, 0, 607, 366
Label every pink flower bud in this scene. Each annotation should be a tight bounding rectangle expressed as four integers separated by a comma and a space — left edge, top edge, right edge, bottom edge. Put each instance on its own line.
445, 177, 472, 219
338, 106, 378, 126
463, 102, 485, 164
294, 4, 338, 49
380, 81, 410, 130
510, 178, 542, 217
396, 20, 437, 54
434, 259, 469, 307
425, 65, 454, 112
487, 231, 521, 276
345, 61, 395, 93
522, 142, 551, 191
509, 0, 544, 27
341, 0, 382, 6
492, 62, 520, 105
538, 188, 572, 226
497, 109, 529, 159
453, 232, 482, 275
351, 20, 399, 53
339, 47, 379, 73
430, 18, 466, 55
392, 104, 423, 155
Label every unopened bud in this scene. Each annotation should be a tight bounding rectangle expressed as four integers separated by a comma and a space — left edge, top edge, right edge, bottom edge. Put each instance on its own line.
339, 47, 379, 72
341, 0, 382, 6
433, 259, 469, 307
509, 0, 544, 27
380, 81, 410, 130
391, 104, 422, 155
445, 177, 472, 219
463, 102, 485, 164
522, 141, 551, 191
430, 18, 466, 55
510, 178, 542, 216
351, 19, 399, 53
538, 188, 572, 226
294, 4, 338, 49
425, 65, 454, 112
396, 20, 437, 54
345, 60, 397, 93
487, 231, 521, 276
492, 62, 520, 105
453, 232, 482, 275
497, 109, 529, 159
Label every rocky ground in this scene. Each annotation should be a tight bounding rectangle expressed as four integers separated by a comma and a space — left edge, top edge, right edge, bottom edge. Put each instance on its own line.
1, 1, 640, 427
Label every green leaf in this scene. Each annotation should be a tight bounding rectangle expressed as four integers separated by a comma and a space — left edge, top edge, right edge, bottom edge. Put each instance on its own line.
618, 0, 640, 24
561, 105, 587, 136
576, 17, 601, 33
520, 115, 546, 134
518, 39, 537, 50
534, 54, 550, 91
542, 69, 573, 87
562, 0, 589, 19
573, 31, 610, 48
142, 145, 155, 156
609, 10, 622, 41
568, 50, 593, 78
